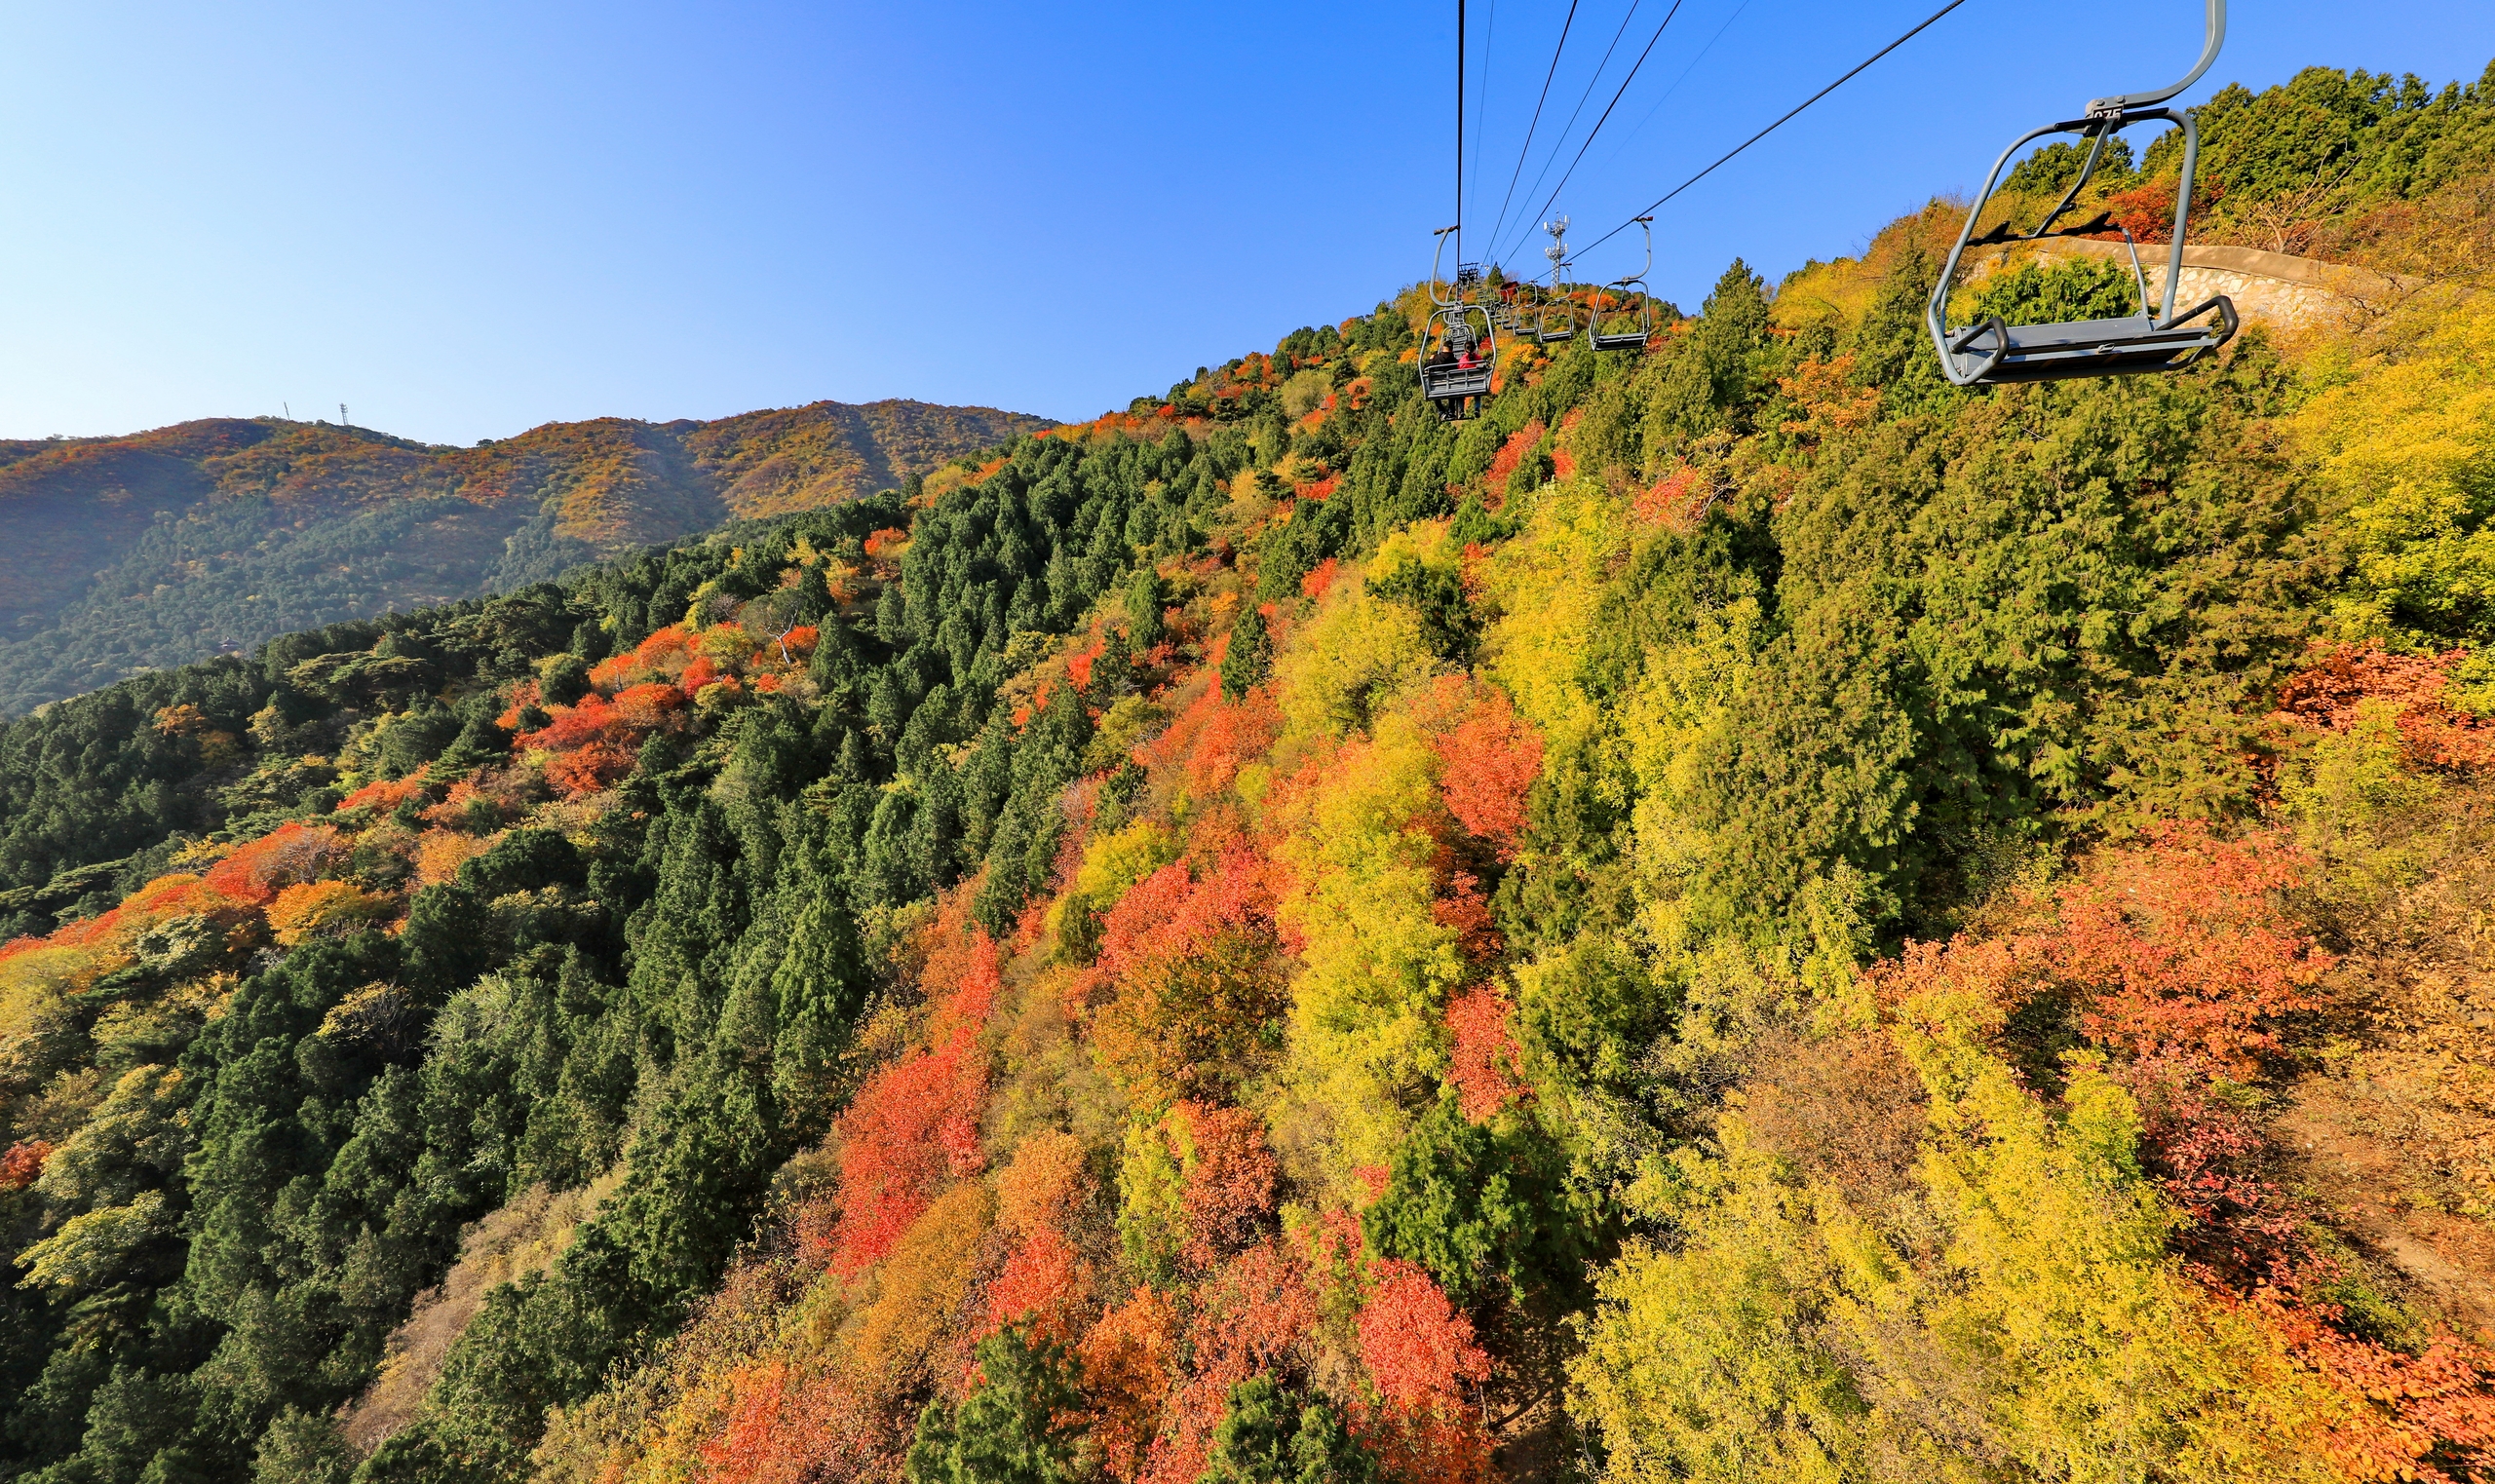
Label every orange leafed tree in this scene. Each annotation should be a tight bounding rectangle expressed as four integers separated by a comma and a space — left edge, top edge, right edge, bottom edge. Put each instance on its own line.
1444, 988, 1525, 1123
1081, 849, 1288, 1105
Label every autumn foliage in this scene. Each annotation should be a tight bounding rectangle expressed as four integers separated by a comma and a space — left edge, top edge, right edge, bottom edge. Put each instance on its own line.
1875, 823, 2495, 1477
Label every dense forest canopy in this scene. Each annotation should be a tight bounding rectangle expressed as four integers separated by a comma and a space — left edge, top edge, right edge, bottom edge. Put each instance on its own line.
4, 55, 2495, 1484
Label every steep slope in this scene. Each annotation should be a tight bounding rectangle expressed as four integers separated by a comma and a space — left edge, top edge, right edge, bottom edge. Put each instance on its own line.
0, 55, 2493, 1484
0, 400, 1050, 716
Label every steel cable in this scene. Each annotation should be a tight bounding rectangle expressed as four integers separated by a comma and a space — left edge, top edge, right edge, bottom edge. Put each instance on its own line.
1484, 0, 1583, 258
1500, 0, 1689, 268
1572, 0, 1973, 261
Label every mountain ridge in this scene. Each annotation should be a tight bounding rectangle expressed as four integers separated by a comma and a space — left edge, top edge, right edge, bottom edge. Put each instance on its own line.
0, 398, 1050, 715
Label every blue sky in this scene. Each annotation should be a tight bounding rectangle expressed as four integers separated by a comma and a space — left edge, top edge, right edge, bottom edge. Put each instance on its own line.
4, 1, 2491, 446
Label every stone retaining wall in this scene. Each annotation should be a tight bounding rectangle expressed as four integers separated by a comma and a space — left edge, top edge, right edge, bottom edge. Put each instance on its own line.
1962, 238, 2408, 333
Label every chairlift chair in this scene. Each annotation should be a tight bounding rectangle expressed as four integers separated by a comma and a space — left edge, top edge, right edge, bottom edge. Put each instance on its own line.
1421, 226, 1499, 420
1927, 0, 2238, 386
1536, 222, 1579, 344
1535, 285, 1579, 345
1589, 218, 1656, 352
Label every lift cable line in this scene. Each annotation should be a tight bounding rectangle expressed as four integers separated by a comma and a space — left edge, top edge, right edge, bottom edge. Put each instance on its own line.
1496, 0, 1649, 270
1471, 0, 1498, 252
1483, 0, 1583, 263
1456, 0, 1467, 264
1572, 0, 1973, 261
1595, 0, 1755, 186
1501, 0, 1688, 270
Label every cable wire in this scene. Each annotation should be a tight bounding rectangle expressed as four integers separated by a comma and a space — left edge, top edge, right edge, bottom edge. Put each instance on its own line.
1574, 0, 1972, 259
1595, 0, 1753, 183
1497, 0, 1647, 267
1471, 0, 1497, 253
1501, 0, 1687, 267
1483, 0, 1582, 259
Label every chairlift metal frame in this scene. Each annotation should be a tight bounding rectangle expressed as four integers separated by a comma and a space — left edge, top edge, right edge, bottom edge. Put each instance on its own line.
1421, 225, 1499, 420
1590, 217, 1656, 352
1927, 0, 2238, 386
1535, 283, 1580, 345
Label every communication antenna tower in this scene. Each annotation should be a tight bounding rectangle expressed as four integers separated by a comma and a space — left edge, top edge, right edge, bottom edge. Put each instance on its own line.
340, 403, 350, 429
1543, 215, 1569, 282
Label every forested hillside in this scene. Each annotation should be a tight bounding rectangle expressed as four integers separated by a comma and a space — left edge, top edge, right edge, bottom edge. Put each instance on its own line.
4, 57, 2495, 1484
0, 400, 1048, 717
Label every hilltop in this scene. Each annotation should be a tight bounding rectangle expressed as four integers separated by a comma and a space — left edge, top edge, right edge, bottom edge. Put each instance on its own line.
0, 399, 1050, 716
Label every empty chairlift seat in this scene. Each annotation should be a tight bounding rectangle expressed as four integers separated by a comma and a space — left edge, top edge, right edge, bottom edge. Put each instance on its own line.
1589, 218, 1656, 353
1927, 0, 2239, 386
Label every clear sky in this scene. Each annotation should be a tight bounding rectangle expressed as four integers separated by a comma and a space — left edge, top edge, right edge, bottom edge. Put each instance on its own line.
5, 1, 2491, 446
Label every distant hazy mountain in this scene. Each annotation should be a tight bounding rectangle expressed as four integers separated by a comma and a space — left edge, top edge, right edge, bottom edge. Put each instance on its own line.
0, 399, 1049, 713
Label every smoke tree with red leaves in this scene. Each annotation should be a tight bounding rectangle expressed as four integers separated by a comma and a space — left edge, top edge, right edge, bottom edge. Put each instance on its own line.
1081, 848, 1288, 1105
1444, 988, 1526, 1123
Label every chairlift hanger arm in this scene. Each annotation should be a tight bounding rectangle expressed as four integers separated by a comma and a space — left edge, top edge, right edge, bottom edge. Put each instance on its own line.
1429, 226, 1463, 306
2087, 0, 2223, 115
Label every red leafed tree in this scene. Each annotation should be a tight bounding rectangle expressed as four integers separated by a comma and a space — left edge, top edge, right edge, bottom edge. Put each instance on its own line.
1433, 686, 1543, 859
516, 692, 620, 753
2275, 643, 2495, 770
1172, 1101, 1280, 1270
1140, 683, 1282, 804
1083, 849, 1287, 1105
0, 1140, 51, 1191
1141, 1240, 1322, 1484
2048, 824, 2331, 1078
1631, 466, 1708, 531
2259, 1294, 2495, 1484
698, 1360, 790, 1484
611, 681, 687, 732
821, 898, 1003, 1275
987, 1224, 1087, 1343
203, 822, 346, 905
1444, 988, 1524, 1123
1355, 1260, 1495, 1484
1431, 866, 1501, 962
1358, 1259, 1488, 1413
917, 908, 1005, 1035
697, 1363, 898, 1484
545, 741, 635, 798
822, 1030, 987, 1275
586, 625, 695, 692
517, 684, 684, 785
1483, 420, 1547, 493
334, 773, 431, 815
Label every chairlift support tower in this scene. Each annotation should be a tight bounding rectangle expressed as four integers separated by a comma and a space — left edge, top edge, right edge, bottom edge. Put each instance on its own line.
1536, 217, 1579, 344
